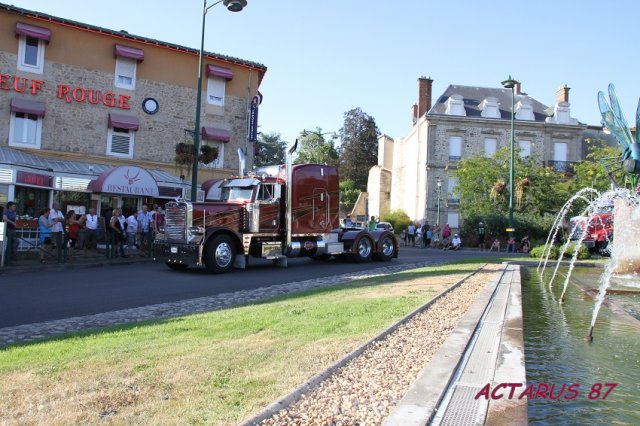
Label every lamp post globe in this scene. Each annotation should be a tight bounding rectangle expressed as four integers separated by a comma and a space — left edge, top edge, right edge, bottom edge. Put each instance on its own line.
501, 75, 519, 238
191, 0, 247, 201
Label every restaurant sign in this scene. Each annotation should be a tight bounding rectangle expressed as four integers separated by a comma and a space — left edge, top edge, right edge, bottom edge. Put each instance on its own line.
1, 73, 131, 110
16, 171, 53, 188
89, 166, 159, 196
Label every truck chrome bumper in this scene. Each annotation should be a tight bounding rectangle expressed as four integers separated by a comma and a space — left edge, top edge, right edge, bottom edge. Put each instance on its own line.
153, 242, 201, 265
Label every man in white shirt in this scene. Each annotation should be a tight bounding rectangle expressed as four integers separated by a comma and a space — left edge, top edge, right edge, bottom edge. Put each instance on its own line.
407, 223, 416, 247
451, 234, 462, 251
126, 211, 139, 254
50, 201, 65, 260
82, 208, 98, 250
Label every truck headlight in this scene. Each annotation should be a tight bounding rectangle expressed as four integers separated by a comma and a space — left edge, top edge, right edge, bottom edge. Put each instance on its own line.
188, 226, 205, 235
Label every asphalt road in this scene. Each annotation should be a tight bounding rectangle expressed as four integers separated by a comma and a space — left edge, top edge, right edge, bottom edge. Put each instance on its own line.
0, 248, 509, 328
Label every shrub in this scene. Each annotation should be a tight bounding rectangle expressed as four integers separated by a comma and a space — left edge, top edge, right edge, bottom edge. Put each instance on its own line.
380, 210, 411, 233
529, 244, 559, 259
530, 243, 590, 260
562, 242, 591, 260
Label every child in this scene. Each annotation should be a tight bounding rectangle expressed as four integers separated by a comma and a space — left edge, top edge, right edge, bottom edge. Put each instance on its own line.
489, 237, 501, 252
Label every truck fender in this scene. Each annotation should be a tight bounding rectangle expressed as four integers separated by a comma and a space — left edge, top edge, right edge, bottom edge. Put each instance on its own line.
204, 227, 244, 255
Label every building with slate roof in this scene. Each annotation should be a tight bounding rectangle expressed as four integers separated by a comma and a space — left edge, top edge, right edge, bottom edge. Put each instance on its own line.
0, 3, 266, 220
366, 77, 588, 233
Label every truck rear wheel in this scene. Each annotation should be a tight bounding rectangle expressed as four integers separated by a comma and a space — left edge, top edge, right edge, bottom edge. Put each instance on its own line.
374, 234, 396, 261
204, 235, 236, 273
352, 236, 373, 263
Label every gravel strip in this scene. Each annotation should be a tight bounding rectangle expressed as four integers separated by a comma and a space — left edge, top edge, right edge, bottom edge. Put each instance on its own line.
258, 265, 498, 426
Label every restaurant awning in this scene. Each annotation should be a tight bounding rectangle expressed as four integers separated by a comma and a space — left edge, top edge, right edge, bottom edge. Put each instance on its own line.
88, 165, 159, 196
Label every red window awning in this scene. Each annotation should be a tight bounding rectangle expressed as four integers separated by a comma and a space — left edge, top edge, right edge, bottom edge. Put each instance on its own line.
108, 113, 139, 131
15, 22, 51, 42
114, 44, 144, 62
201, 126, 230, 142
205, 65, 233, 80
10, 98, 46, 117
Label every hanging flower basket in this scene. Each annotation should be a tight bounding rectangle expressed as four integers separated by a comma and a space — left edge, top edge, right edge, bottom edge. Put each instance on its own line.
175, 143, 196, 165
199, 145, 219, 165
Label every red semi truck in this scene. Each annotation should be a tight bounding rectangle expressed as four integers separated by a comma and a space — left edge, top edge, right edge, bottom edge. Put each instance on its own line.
569, 212, 613, 255
153, 142, 398, 273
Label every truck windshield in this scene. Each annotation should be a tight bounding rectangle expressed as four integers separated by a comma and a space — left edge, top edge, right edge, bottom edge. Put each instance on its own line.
221, 186, 254, 201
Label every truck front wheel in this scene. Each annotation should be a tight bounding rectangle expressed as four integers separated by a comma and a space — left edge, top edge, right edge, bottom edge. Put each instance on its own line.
352, 236, 373, 263
204, 235, 236, 273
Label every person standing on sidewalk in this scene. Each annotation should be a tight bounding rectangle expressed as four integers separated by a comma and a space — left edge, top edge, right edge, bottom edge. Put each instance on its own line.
477, 221, 487, 251
38, 208, 53, 264
125, 210, 139, 255
136, 205, 152, 251
49, 202, 65, 261
407, 222, 416, 247
82, 208, 98, 250
2, 201, 18, 262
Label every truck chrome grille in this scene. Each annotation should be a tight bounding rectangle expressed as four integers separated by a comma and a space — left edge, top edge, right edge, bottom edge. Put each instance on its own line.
165, 202, 188, 242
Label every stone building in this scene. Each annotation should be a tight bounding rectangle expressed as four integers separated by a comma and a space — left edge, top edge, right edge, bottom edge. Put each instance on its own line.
367, 77, 587, 233
0, 3, 266, 218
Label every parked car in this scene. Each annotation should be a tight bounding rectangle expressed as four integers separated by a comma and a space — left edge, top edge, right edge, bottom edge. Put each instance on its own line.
376, 222, 394, 232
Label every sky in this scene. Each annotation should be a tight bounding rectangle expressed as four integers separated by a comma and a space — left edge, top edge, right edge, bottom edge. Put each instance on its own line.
8, 0, 640, 145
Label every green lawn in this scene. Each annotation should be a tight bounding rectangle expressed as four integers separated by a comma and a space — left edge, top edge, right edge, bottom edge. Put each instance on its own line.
0, 261, 492, 425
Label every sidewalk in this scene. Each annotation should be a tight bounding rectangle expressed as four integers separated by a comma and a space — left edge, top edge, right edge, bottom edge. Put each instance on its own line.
0, 246, 152, 274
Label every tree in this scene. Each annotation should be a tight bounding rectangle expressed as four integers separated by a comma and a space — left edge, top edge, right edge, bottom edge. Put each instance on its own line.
339, 179, 360, 215
339, 108, 379, 190
567, 139, 625, 193
454, 148, 569, 240
254, 132, 287, 167
295, 128, 339, 166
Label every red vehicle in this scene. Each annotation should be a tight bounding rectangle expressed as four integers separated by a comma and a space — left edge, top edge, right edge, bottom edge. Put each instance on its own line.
569, 212, 613, 254
153, 142, 398, 273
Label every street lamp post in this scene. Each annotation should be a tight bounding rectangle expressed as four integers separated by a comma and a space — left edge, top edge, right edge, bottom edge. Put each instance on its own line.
190, 0, 247, 201
501, 76, 519, 237
436, 176, 442, 227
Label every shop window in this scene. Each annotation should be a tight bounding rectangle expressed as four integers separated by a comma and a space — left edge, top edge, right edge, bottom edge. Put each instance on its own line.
17, 35, 45, 74
9, 112, 42, 148
207, 76, 226, 106
107, 127, 135, 158
115, 57, 136, 90
202, 141, 225, 169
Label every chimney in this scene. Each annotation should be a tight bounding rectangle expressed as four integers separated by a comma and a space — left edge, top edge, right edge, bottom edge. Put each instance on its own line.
411, 103, 418, 124
515, 82, 521, 95
556, 84, 570, 103
418, 76, 433, 118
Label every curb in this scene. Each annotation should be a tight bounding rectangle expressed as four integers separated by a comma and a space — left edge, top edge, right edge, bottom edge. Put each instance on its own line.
239, 266, 486, 426
0, 257, 153, 274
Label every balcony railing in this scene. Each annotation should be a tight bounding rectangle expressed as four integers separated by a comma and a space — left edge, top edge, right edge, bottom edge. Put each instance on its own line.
545, 160, 576, 174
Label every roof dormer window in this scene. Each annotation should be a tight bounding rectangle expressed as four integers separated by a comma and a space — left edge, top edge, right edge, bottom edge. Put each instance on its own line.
515, 97, 535, 121
445, 94, 466, 116
480, 96, 501, 119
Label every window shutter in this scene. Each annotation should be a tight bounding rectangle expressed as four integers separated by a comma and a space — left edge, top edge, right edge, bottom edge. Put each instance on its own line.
110, 132, 131, 155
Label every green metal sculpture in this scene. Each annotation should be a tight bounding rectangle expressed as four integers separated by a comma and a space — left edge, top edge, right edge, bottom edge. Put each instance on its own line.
598, 83, 640, 189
